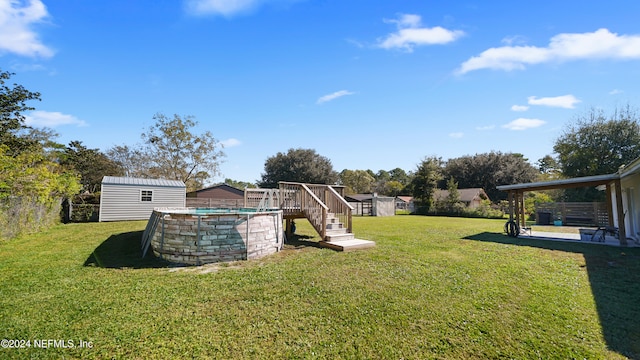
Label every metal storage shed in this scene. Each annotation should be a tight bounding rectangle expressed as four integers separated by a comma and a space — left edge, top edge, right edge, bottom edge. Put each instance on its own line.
99, 176, 186, 222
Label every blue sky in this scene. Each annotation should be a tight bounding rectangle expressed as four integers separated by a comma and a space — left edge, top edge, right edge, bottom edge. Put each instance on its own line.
3, 0, 640, 184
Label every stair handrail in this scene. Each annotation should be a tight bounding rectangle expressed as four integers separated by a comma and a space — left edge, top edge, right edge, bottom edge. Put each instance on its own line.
299, 183, 328, 239
325, 185, 354, 234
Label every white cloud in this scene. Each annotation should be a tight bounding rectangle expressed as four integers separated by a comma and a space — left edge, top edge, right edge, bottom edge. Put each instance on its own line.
376, 14, 464, 52
0, 0, 53, 58
221, 138, 241, 147
511, 105, 529, 112
457, 28, 640, 74
502, 118, 546, 131
449, 132, 464, 138
185, 0, 257, 16
609, 89, 624, 95
24, 111, 86, 127
501, 35, 527, 46
475, 125, 495, 131
316, 90, 354, 104
528, 95, 581, 109
184, 0, 301, 17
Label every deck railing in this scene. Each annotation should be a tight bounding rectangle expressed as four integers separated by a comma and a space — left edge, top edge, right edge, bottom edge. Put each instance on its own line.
279, 182, 353, 237
324, 185, 353, 233
244, 188, 280, 210
243, 182, 352, 240
299, 184, 328, 239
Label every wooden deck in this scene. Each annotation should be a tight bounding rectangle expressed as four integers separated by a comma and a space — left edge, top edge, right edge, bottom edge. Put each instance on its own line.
245, 182, 375, 251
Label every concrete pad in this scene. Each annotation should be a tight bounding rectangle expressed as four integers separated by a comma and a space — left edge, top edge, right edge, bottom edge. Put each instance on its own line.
519, 231, 639, 247
319, 238, 376, 252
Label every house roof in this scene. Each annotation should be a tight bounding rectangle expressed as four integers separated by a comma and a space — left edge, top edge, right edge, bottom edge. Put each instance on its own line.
189, 183, 244, 195
396, 196, 413, 203
101, 176, 185, 188
434, 188, 489, 202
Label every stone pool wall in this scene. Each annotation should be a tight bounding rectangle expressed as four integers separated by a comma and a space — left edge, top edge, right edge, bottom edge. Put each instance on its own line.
149, 208, 283, 265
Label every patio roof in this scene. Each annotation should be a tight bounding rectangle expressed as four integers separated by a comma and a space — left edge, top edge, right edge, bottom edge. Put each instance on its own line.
496, 172, 627, 245
496, 173, 619, 192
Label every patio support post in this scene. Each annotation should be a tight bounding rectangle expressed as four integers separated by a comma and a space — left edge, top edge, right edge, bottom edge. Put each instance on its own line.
519, 191, 526, 229
606, 183, 614, 227
508, 191, 514, 221
514, 191, 520, 227
614, 179, 627, 245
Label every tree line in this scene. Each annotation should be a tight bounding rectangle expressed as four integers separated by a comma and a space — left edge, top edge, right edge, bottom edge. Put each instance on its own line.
3, 68, 640, 238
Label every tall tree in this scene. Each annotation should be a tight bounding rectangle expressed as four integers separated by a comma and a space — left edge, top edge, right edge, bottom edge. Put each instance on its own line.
389, 167, 410, 187
0, 69, 41, 155
106, 144, 149, 178
554, 105, 640, 177
372, 169, 391, 194
435, 176, 464, 214
258, 148, 338, 188
537, 155, 560, 175
141, 113, 225, 191
224, 178, 256, 189
339, 169, 375, 194
0, 70, 81, 239
410, 156, 443, 212
553, 105, 640, 201
443, 151, 538, 202
61, 141, 123, 192
445, 176, 462, 212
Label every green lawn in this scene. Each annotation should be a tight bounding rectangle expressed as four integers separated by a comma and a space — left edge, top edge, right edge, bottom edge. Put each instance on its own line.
1, 216, 639, 359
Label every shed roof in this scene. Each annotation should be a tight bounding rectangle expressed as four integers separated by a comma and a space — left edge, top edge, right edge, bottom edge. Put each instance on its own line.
102, 176, 185, 188
345, 194, 373, 202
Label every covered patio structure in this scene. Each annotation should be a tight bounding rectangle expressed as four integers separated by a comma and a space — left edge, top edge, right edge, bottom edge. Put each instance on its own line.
496, 173, 628, 246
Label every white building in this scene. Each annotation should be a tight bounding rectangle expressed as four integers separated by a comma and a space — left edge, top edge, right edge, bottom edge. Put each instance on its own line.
99, 176, 186, 222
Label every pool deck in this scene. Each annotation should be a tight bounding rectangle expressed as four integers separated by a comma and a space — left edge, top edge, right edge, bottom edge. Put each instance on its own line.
518, 229, 640, 248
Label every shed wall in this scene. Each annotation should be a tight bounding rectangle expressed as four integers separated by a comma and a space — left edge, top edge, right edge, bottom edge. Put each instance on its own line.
372, 197, 395, 217
99, 184, 185, 222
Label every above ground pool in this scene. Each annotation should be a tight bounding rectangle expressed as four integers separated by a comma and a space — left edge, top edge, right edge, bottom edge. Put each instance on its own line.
144, 207, 284, 265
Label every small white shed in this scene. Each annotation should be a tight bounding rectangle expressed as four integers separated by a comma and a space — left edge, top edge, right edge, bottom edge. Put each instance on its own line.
99, 176, 186, 222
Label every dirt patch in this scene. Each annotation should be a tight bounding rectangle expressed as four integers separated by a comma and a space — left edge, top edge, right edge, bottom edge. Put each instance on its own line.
168, 261, 246, 274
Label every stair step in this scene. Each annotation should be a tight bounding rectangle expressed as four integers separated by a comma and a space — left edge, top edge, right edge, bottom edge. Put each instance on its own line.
324, 232, 354, 242
326, 222, 343, 230
319, 238, 376, 252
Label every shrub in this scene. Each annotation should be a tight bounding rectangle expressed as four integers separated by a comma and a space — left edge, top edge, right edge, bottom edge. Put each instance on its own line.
0, 146, 81, 240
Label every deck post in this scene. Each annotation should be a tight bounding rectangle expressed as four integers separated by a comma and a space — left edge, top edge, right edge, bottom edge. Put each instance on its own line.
285, 218, 292, 239
321, 208, 327, 240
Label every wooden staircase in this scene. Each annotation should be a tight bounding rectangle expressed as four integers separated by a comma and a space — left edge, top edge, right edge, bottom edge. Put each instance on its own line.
320, 213, 374, 251
246, 182, 375, 251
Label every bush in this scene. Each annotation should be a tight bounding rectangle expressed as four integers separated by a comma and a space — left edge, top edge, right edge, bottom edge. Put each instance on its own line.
0, 146, 81, 240
462, 200, 504, 219
414, 200, 504, 219
0, 196, 63, 240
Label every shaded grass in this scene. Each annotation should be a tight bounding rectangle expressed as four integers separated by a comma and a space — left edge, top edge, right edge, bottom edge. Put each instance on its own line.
1, 217, 639, 359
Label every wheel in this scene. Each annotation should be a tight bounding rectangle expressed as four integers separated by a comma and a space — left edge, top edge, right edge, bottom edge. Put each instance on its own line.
504, 220, 520, 238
